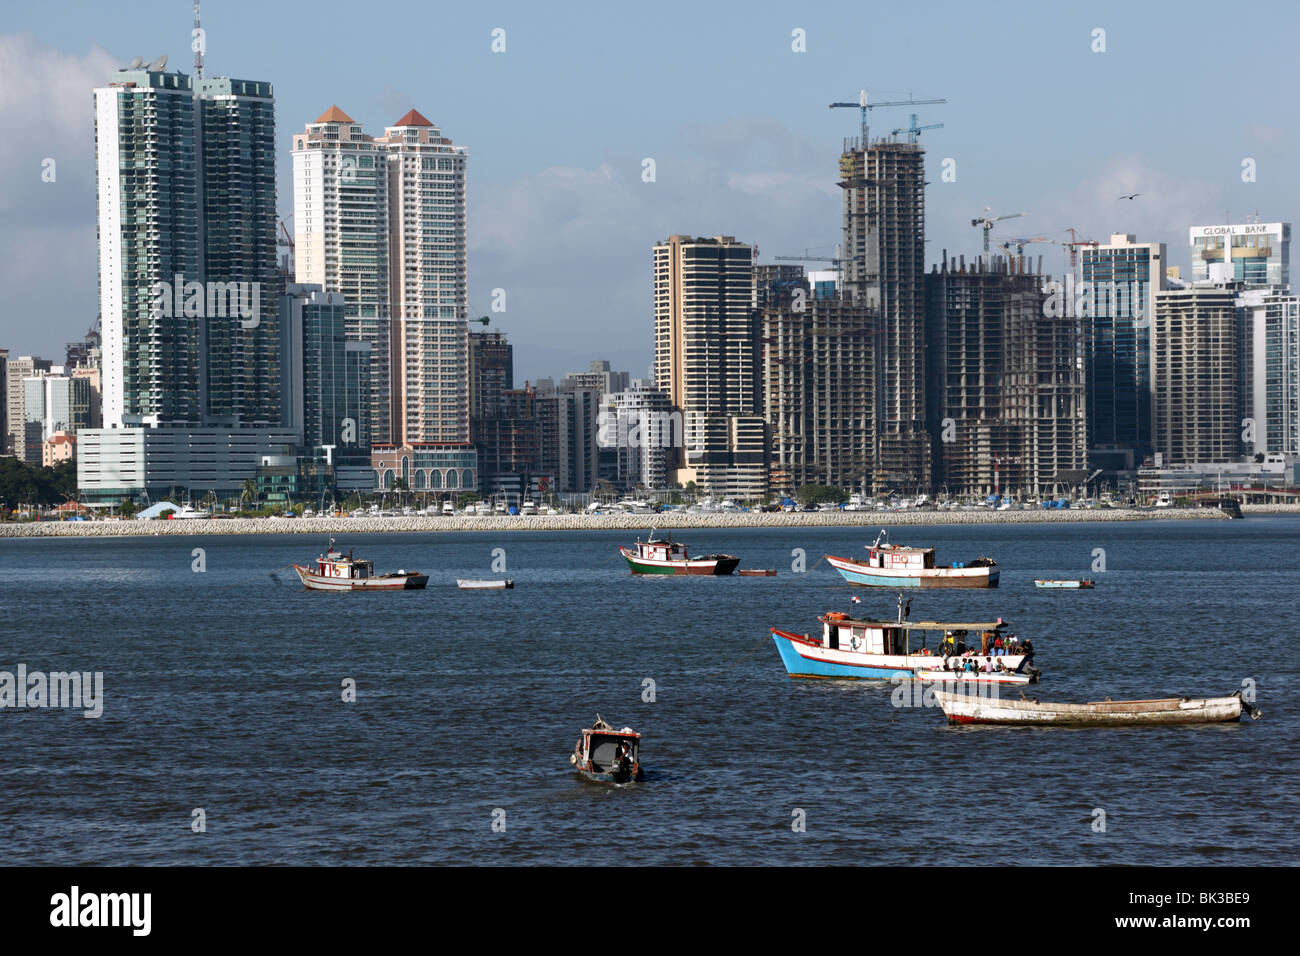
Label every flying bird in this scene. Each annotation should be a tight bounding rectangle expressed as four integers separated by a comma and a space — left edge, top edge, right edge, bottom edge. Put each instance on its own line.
1118, 192, 1141, 200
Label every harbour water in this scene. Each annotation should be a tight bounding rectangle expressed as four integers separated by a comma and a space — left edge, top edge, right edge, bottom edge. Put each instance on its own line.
0, 518, 1294, 865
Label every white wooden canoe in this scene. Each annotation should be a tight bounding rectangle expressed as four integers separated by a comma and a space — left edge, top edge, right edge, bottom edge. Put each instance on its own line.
935, 690, 1256, 726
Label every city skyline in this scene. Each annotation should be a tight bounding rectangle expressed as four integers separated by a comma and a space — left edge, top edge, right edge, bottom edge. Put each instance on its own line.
3, 1, 1299, 381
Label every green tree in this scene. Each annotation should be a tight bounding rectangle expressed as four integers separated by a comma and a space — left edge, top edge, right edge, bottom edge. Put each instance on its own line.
795, 484, 845, 508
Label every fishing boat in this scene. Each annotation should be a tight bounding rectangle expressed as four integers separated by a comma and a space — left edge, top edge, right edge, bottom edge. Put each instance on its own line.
290, 540, 428, 591
570, 715, 643, 783
620, 534, 739, 575
771, 595, 1038, 682
935, 689, 1261, 726
1034, 579, 1095, 589
826, 529, 998, 588
456, 579, 514, 590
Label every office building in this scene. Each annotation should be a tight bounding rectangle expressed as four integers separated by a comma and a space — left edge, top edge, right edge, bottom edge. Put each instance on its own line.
1081, 234, 1166, 465
1190, 222, 1289, 287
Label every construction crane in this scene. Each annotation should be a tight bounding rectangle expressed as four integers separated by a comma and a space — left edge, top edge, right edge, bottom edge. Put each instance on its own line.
828, 90, 946, 144
1063, 227, 1099, 270
971, 208, 1023, 256
998, 236, 1056, 257
773, 253, 841, 268
889, 113, 943, 144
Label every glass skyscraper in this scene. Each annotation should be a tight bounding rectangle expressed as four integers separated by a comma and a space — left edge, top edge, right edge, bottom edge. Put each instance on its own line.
1081, 234, 1166, 460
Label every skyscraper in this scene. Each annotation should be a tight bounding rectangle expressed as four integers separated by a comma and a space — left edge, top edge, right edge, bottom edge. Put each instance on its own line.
837, 139, 930, 488
378, 110, 469, 447
1153, 287, 1241, 464
1081, 234, 1166, 465
293, 106, 473, 487
5, 355, 52, 462
292, 106, 392, 443
760, 273, 876, 496
652, 235, 766, 497
924, 255, 1086, 497
82, 64, 297, 504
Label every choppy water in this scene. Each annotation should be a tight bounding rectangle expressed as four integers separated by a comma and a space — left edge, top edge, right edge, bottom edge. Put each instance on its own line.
0, 518, 1294, 865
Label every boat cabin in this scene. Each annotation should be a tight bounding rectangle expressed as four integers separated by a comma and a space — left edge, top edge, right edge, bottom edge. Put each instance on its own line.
865, 542, 935, 571
316, 549, 374, 581
635, 538, 687, 561
818, 613, 1008, 657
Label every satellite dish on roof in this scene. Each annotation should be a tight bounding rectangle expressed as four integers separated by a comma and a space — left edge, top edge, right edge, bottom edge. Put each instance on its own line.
129, 56, 144, 69
148, 54, 168, 71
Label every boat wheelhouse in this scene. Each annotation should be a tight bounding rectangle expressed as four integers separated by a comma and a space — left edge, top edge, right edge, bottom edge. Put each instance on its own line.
771, 596, 1037, 683
291, 541, 428, 591
827, 530, 998, 589
620, 534, 740, 575
570, 715, 643, 783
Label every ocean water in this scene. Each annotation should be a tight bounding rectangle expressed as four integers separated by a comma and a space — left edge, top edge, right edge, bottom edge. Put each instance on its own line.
0, 518, 1294, 865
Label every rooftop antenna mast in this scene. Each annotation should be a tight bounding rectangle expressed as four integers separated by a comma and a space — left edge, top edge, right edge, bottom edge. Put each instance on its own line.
193, 0, 204, 78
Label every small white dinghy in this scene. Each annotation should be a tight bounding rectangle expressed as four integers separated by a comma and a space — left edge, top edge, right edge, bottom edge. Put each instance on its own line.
456, 579, 514, 590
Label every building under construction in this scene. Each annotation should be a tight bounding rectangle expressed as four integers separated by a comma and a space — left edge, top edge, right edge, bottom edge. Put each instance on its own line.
838, 138, 931, 491
924, 254, 1087, 497
760, 276, 875, 496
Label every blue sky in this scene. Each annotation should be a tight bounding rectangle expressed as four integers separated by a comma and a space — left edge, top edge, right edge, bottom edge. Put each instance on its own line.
1, 0, 1297, 380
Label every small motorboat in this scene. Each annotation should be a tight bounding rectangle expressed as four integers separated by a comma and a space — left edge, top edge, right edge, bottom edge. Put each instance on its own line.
291, 540, 428, 591
1034, 579, 1095, 589
935, 689, 1261, 726
456, 579, 514, 590
737, 569, 777, 577
570, 715, 643, 783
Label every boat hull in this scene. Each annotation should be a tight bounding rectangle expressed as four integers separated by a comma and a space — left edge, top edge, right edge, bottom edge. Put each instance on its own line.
771, 628, 1029, 682
935, 691, 1245, 726
291, 564, 428, 591
827, 555, 998, 589
456, 579, 513, 589
1034, 580, 1094, 589
620, 548, 739, 575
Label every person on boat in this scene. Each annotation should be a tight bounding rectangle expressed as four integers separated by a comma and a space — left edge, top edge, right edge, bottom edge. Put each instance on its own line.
992, 634, 1004, 656
1020, 639, 1034, 662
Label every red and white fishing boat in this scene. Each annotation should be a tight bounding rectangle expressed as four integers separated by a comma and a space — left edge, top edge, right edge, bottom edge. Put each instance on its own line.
291, 541, 428, 591
620, 534, 740, 575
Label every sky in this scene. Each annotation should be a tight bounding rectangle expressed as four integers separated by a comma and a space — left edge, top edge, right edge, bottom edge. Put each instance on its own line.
1, 0, 1297, 382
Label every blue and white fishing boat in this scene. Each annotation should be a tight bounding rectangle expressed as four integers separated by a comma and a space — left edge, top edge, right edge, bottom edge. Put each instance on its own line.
826, 530, 998, 589
771, 596, 1038, 683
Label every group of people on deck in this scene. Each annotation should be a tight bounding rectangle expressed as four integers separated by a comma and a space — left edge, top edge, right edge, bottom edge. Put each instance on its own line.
937, 629, 1034, 669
